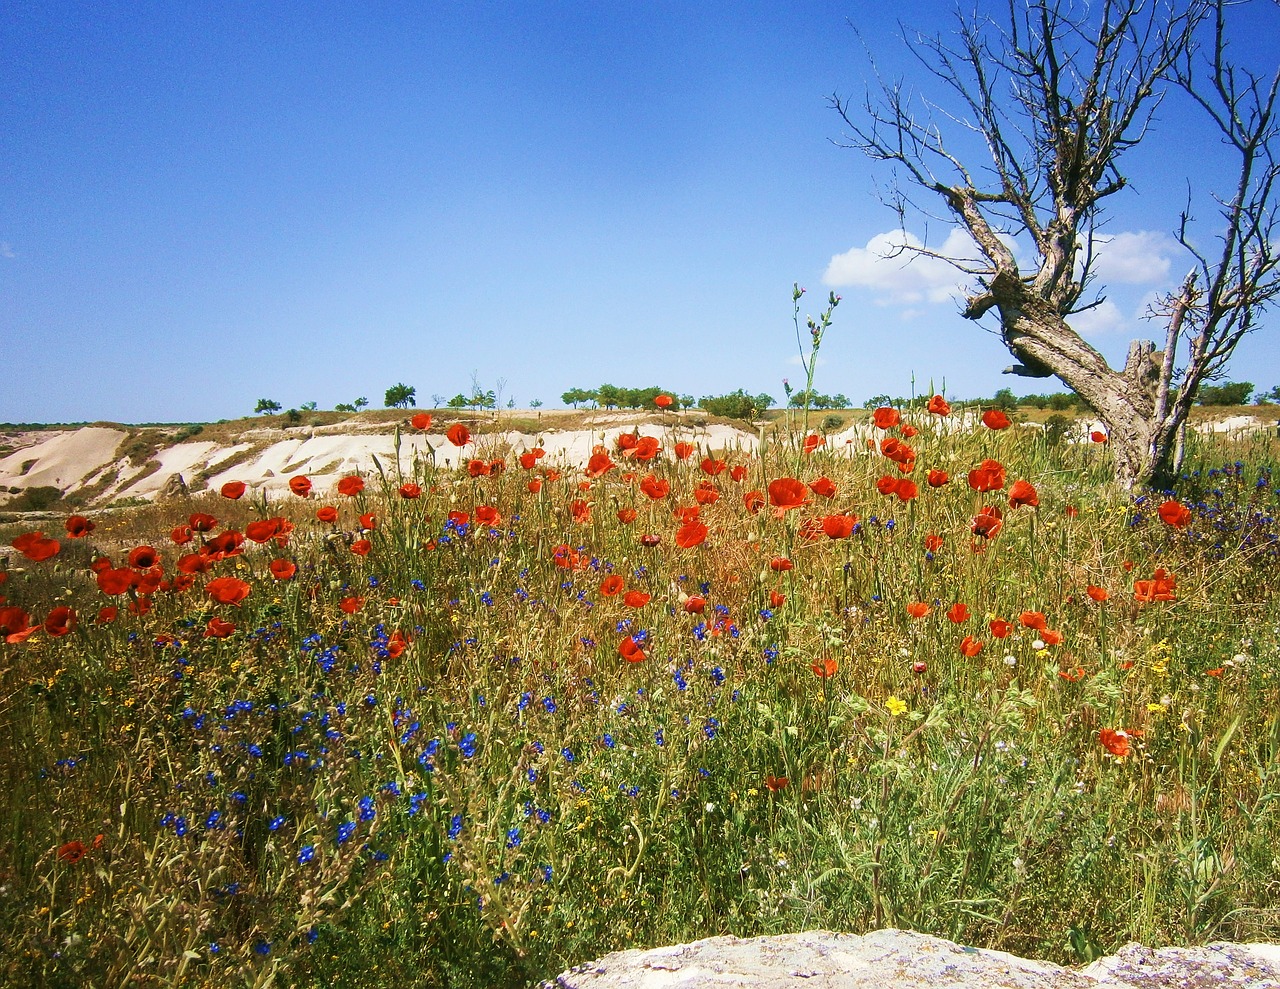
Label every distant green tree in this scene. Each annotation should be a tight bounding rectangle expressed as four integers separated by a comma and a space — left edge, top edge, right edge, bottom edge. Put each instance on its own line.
446, 394, 468, 409
863, 394, 893, 410
300, 401, 318, 412
698, 390, 773, 420
596, 384, 621, 409
530, 398, 543, 409
1197, 381, 1253, 406
992, 388, 1019, 411
255, 398, 282, 415
561, 387, 595, 409
334, 403, 356, 412
1047, 392, 1077, 411
1257, 385, 1280, 404
384, 383, 417, 408
353, 397, 369, 410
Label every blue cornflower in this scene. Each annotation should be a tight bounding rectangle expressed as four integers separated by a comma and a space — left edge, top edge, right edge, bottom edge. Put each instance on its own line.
253, 940, 271, 956
448, 814, 463, 839
358, 796, 375, 821
506, 827, 522, 849
542, 696, 557, 714
602, 733, 615, 749
298, 845, 315, 864
458, 733, 478, 758
561, 747, 575, 763
268, 815, 286, 831
336, 822, 357, 845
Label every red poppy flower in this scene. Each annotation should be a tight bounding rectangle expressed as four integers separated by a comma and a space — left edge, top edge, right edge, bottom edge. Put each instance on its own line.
1018, 611, 1047, 631
220, 480, 246, 499
968, 459, 1006, 492
552, 544, 586, 569
768, 477, 809, 510
1090, 430, 1107, 443
654, 394, 673, 408
44, 606, 76, 637
1086, 585, 1108, 602
448, 510, 470, 527
0, 606, 33, 643
57, 841, 87, 864
730, 465, 747, 482
447, 423, 471, 447
872, 407, 899, 429
357, 513, 376, 532
906, 602, 930, 619
765, 774, 789, 792
876, 475, 898, 496
959, 635, 984, 657
1134, 568, 1176, 602
340, 596, 364, 614
803, 433, 825, 455
244, 519, 280, 543
1158, 500, 1192, 528
205, 530, 244, 557
947, 602, 971, 623
895, 478, 919, 501
174, 553, 208, 576
13, 531, 60, 562
616, 433, 638, 452
186, 515, 218, 536
269, 559, 297, 580
618, 636, 647, 663
810, 657, 838, 678
809, 476, 837, 498
96, 606, 118, 624
629, 474, 664, 501
1098, 728, 1135, 758
586, 450, 615, 478
489, 458, 506, 474
411, 412, 433, 430
204, 576, 250, 606
1041, 628, 1064, 646
614, 507, 637, 524
570, 499, 591, 523
822, 514, 856, 539
350, 539, 371, 556
600, 575, 625, 597
465, 458, 489, 478
337, 475, 365, 497
769, 590, 786, 608
205, 616, 235, 638
128, 546, 160, 569
971, 505, 1004, 539
316, 506, 339, 524
640, 533, 662, 547
700, 457, 727, 476
1008, 479, 1039, 508
675, 519, 709, 549
743, 490, 766, 513
769, 557, 793, 572
674, 442, 695, 460
474, 505, 501, 527
288, 475, 312, 497
630, 436, 661, 461
982, 409, 1011, 430
394, 482, 420, 500
989, 618, 1012, 638
170, 525, 193, 545
923, 532, 943, 553
684, 595, 706, 613
64, 515, 95, 538
387, 630, 409, 658
623, 590, 651, 608
96, 568, 135, 595
927, 395, 951, 416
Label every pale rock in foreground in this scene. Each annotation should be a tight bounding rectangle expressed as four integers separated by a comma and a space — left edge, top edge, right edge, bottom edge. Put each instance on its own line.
543, 929, 1280, 989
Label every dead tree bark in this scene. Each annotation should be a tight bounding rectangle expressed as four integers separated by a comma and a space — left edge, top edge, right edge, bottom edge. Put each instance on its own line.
833, 0, 1280, 489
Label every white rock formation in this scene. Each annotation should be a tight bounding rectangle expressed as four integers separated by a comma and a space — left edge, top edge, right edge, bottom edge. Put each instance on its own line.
543, 929, 1280, 989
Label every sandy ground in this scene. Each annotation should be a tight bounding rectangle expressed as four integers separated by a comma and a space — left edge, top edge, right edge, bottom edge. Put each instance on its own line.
1, 412, 1275, 509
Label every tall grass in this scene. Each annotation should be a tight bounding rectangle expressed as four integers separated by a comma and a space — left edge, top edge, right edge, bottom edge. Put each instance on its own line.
2, 412, 1279, 987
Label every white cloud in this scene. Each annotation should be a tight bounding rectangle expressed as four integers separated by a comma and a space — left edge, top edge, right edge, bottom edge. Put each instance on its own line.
1067, 299, 1127, 337
822, 228, 994, 305
1087, 231, 1176, 285
0, 242, 14, 259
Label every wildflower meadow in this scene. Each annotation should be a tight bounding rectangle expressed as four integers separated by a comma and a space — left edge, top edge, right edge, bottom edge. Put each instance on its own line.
3, 401, 1280, 987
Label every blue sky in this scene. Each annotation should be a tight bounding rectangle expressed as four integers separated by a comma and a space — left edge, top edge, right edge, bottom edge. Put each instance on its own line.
3, 1, 1277, 423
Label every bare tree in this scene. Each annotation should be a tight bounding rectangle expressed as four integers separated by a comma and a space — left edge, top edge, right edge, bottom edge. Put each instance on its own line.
833, 0, 1280, 488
